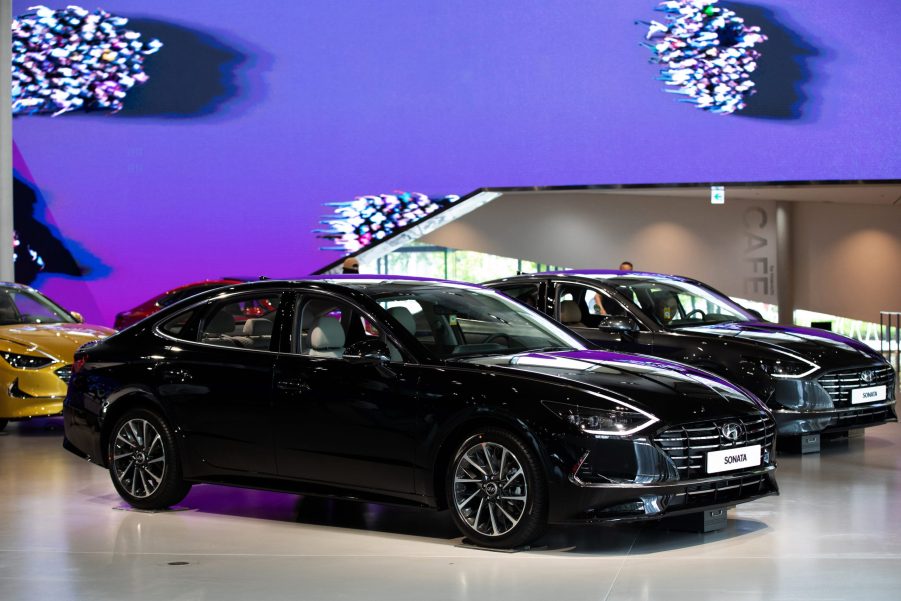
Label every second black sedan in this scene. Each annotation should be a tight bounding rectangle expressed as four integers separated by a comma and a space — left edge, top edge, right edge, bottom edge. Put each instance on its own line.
63, 276, 777, 548
485, 271, 897, 441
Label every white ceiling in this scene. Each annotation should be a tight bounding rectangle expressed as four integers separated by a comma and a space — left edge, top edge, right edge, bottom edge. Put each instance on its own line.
497, 183, 901, 206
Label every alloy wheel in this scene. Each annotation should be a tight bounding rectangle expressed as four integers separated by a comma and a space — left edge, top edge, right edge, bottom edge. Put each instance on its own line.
452, 441, 528, 537
111, 418, 167, 499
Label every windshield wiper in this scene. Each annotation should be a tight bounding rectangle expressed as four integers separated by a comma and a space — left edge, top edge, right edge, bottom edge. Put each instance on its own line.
525, 345, 572, 353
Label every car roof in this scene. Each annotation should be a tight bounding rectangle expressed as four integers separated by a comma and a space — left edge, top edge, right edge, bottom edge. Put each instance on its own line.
487, 270, 697, 285
203, 274, 489, 294
294, 274, 485, 288
542, 270, 694, 282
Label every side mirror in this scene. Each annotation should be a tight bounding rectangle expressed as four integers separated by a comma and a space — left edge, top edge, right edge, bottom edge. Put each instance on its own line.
744, 307, 764, 321
70, 311, 85, 323
597, 314, 638, 333
344, 339, 391, 363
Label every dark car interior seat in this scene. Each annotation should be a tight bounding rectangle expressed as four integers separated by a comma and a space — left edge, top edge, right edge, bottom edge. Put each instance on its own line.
559, 300, 586, 328
651, 291, 678, 325
202, 311, 239, 346
388, 306, 417, 335
239, 317, 273, 350
309, 316, 345, 358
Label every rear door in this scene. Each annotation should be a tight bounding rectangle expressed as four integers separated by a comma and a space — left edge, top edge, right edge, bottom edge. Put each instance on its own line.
155, 290, 284, 475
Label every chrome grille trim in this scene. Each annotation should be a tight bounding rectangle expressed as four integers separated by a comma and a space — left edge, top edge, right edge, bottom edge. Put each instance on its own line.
653, 414, 776, 480
817, 365, 895, 407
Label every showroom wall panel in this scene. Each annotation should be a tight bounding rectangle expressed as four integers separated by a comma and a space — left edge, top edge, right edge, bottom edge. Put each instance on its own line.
10, 0, 901, 324
422, 192, 780, 305
793, 202, 901, 322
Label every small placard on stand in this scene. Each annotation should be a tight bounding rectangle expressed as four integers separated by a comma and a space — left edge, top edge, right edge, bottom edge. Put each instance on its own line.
660, 508, 728, 533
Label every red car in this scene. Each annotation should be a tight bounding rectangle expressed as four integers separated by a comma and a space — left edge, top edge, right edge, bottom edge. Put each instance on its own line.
114, 279, 244, 330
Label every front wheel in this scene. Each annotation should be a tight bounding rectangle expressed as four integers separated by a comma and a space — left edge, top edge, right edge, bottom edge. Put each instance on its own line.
446, 429, 547, 548
0, 418, 8, 432
108, 408, 192, 509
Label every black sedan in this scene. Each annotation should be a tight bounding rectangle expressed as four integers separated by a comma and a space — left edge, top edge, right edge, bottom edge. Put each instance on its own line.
63, 276, 777, 548
484, 271, 897, 442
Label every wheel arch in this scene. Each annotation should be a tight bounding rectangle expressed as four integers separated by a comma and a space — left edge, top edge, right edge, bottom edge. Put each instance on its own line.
430, 411, 550, 511
98, 388, 173, 468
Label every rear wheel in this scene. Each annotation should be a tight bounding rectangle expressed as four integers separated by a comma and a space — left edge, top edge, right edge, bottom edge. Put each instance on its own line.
108, 408, 191, 509
446, 429, 547, 548
0, 419, 7, 432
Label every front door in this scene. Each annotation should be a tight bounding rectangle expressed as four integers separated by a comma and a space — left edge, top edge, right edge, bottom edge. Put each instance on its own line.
272, 293, 420, 494
550, 281, 652, 354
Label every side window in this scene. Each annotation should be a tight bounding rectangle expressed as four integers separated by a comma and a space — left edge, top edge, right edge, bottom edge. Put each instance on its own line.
159, 309, 198, 339
296, 295, 403, 361
198, 293, 281, 350
557, 284, 627, 328
556, 284, 594, 327
380, 299, 435, 344
495, 284, 540, 309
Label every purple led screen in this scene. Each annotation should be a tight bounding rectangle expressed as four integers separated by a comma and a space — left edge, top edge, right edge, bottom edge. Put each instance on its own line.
11, 0, 901, 325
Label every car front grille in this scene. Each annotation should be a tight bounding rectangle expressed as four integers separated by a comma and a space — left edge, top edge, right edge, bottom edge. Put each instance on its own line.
653, 415, 776, 480
54, 365, 73, 384
818, 364, 895, 407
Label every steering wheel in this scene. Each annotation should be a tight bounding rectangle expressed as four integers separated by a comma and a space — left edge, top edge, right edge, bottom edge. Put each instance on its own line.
482, 333, 511, 346
684, 309, 707, 320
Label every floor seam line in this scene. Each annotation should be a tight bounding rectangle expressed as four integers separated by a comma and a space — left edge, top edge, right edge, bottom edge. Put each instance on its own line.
601, 529, 639, 601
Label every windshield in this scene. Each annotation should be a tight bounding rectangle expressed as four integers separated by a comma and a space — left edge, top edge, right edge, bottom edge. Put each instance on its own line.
0, 288, 76, 326
361, 283, 586, 359
605, 277, 753, 328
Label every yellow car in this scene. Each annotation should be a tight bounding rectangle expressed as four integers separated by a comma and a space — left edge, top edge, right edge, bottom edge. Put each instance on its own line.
0, 283, 114, 431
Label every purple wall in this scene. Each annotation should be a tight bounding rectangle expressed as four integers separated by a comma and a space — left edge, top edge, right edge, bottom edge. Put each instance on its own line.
11, 0, 901, 325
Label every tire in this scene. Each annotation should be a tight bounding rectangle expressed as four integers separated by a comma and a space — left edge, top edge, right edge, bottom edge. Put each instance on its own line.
0, 419, 8, 432
446, 429, 548, 549
108, 408, 192, 509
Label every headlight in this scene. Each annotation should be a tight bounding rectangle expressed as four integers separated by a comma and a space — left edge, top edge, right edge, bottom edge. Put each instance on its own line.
542, 400, 659, 436
1, 352, 55, 369
753, 355, 818, 379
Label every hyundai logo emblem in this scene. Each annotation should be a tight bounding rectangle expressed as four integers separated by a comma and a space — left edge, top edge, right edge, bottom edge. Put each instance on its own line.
720, 422, 742, 442
860, 370, 876, 385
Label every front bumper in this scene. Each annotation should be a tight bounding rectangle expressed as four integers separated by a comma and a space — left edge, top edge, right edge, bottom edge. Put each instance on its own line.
771, 373, 897, 435
543, 422, 778, 523
0, 365, 70, 419
774, 400, 897, 436
551, 465, 778, 523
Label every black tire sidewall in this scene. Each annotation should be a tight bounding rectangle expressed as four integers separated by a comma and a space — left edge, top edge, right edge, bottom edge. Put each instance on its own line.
108, 407, 190, 510
445, 428, 548, 549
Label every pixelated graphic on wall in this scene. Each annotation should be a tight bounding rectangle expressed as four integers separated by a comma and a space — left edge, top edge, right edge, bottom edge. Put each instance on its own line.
640, 0, 766, 114
12, 5, 161, 116
317, 193, 461, 253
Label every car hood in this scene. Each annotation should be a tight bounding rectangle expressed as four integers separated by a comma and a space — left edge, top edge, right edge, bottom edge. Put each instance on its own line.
675, 321, 884, 365
0, 323, 115, 361
459, 349, 768, 423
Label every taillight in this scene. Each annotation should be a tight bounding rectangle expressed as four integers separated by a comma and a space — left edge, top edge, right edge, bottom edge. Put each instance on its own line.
72, 355, 87, 374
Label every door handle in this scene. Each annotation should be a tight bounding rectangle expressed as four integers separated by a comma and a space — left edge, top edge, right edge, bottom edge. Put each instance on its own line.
276, 378, 310, 393
160, 368, 193, 384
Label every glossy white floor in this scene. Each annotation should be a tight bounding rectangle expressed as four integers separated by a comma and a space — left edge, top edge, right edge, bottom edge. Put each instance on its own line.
2, 420, 900, 601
